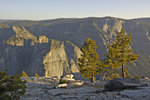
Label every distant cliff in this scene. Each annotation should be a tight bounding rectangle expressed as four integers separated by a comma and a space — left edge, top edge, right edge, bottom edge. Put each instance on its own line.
0, 26, 82, 79
0, 17, 150, 77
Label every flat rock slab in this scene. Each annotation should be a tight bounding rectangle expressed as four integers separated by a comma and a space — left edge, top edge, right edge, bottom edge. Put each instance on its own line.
120, 87, 150, 100
48, 86, 100, 96
20, 79, 150, 100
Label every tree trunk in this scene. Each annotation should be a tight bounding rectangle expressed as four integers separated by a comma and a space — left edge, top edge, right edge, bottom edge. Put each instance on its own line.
91, 75, 95, 82
121, 64, 125, 78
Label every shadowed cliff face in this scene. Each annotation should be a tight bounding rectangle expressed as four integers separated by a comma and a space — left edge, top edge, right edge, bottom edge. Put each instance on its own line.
0, 26, 81, 78
0, 17, 150, 77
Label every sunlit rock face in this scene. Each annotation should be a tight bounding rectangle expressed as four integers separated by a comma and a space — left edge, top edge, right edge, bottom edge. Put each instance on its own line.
38, 35, 49, 43
43, 40, 82, 78
6, 26, 37, 46
0, 26, 82, 78
43, 40, 69, 78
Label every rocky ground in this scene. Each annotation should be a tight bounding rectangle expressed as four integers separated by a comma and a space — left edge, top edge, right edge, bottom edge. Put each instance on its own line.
20, 76, 150, 100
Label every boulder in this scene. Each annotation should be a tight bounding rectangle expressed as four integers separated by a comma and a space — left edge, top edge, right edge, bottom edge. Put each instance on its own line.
61, 74, 76, 82
104, 78, 139, 91
61, 77, 75, 81
63, 74, 74, 79
68, 81, 83, 87
105, 79, 125, 91
144, 77, 150, 81
116, 78, 142, 84
57, 83, 68, 88
140, 77, 150, 81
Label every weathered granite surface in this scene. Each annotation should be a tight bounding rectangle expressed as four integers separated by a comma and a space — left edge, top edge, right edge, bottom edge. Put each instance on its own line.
20, 77, 150, 100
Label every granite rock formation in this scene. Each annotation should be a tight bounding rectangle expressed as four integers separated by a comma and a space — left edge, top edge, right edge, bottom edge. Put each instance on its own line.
0, 17, 150, 77
0, 26, 81, 79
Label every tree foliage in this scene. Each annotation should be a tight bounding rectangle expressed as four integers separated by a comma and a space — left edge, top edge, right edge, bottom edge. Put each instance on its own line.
0, 69, 27, 100
105, 28, 139, 78
34, 73, 40, 77
78, 38, 104, 82
21, 71, 28, 77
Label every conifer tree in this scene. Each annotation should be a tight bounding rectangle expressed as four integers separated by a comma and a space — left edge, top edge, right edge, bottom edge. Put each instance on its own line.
106, 28, 139, 78
0, 69, 27, 100
78, 38, 103, 82
34, 73, 40, 77
21, 71, 28, 77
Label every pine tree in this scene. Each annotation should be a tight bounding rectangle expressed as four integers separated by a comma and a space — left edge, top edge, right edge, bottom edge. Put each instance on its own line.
78, 38, 103, 82
34, 73, 40, 77
106, 28, 139, 78
21, 71, 28, 77
0, 69, 27, 100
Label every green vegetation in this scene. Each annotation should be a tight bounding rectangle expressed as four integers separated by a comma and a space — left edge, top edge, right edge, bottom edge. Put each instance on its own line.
58, 79, 68, 84
34, 73, 40, 77
21, 71, 28, 77
134, 76, 140, 80
78, 28, 139, 81
78, 38, 104, 82
105, 28, 139, 78
141, 76, 145, 79
0, 69, 27, 100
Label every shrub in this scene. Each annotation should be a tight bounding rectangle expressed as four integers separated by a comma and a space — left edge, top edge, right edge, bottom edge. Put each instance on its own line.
58, 79, 68, 84
21, 71, 28, 77
141, 76, 145, 79
34, 73, 40, 77
0, 69, 27, 100
134, 76, 140, 80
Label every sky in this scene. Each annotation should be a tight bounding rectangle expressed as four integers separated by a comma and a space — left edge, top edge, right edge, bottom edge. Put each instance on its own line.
0, 0, 150, 20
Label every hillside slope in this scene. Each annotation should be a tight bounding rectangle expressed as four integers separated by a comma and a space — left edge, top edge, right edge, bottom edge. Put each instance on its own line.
0, 17, 150, 77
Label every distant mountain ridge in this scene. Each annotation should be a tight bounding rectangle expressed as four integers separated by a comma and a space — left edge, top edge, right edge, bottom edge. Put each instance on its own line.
0, 17, 150, 78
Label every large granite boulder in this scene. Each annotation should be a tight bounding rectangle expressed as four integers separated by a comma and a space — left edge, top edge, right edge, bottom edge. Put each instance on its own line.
104, 78, 141, 91
61, 74, 75, 81
105, 79, 125, 91
57, 83, 68, 88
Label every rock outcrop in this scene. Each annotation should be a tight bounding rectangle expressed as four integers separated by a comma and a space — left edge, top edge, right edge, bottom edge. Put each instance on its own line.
61, 74, 76, 82
0, 26, 82, 79
104, 78, 144, 91
43, 39, 69, 78
6, 26, 37, 46
38, 35, 49, 43
20, 77, 150, 100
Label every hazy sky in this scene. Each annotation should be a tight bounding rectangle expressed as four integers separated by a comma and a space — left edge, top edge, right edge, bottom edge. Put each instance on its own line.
0, 0, 150, 20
